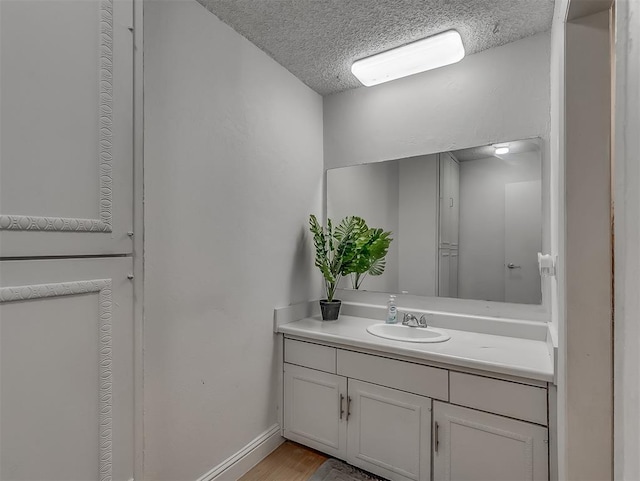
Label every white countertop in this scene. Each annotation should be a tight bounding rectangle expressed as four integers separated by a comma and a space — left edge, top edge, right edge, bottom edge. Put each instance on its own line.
278, 315, 554, 382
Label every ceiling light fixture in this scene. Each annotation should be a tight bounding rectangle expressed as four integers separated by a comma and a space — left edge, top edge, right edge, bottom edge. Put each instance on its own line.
351, 30, 465, 87
494, 145, 510, 155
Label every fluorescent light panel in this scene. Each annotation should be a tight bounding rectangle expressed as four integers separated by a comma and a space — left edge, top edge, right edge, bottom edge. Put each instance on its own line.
351, 30, 465, 87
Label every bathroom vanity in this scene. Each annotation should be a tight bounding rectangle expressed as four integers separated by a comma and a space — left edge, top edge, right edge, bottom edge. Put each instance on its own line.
277, 314, 554, 481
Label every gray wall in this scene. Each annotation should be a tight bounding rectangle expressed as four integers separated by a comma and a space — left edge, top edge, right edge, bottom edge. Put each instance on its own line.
143, 1, 323, 479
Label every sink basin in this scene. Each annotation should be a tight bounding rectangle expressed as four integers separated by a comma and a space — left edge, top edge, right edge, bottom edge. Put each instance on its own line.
366, 323, 450, 343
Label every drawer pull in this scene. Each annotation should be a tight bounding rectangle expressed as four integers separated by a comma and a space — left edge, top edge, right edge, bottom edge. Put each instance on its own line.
339, 394, 345, 420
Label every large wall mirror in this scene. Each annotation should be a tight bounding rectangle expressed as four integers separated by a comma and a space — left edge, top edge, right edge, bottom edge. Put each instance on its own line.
327, 138, 543, 305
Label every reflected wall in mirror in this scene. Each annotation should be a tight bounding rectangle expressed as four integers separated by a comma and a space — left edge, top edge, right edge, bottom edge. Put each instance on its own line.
327, 138, 542, 305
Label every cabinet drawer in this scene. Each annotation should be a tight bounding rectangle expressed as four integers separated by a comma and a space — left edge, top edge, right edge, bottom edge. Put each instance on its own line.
285, 338, 336, 373
337, 349, 448, 401
449, 372, 547, 425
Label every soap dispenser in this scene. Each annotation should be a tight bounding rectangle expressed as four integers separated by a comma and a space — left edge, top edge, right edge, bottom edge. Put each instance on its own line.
386, 295, 397, 324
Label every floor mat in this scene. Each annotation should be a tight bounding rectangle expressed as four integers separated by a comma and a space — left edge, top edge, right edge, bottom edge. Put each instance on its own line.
308, 458, 388, 481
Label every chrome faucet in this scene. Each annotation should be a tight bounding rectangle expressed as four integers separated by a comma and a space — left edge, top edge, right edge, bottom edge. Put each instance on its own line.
402, 313, 421, 327
403, 312, 432, 328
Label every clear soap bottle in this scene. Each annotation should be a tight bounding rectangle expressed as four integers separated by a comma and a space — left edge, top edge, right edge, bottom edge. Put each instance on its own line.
386, 295, 397, 324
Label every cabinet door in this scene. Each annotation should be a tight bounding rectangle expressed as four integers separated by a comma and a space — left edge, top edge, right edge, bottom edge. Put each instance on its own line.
449, 157, 460, 249
284, 364, 347, 459
0, 257, 134, 481
438, 249, 450, 297
347, 380, 432, 481
439, 155, 451, 247
0, 0, 134, 257
433, 402, 548, 481
439, 153, 460, 250
449, 249, 459, 298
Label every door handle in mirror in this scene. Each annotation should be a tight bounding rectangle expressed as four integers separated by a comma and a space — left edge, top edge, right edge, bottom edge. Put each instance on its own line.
507, 263, 521, 269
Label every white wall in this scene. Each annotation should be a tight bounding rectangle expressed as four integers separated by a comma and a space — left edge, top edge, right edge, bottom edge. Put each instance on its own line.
323, 32, 551, 171
614, 1, 640, 479
458, 152, 541, 303
143, 1, 323, 479
327, 161, 400, 293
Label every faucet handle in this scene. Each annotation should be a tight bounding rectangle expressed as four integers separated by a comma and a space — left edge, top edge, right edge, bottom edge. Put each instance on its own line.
419, 314, 432, 327
402, 312, 420, 327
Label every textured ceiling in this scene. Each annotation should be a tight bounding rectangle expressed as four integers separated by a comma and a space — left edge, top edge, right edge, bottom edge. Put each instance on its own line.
197, 0, 555, 95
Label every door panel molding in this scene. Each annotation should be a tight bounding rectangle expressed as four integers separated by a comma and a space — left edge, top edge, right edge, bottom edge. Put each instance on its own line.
0, 279, 114, 481
440, 415, 534, 480
0, 0, 114, 234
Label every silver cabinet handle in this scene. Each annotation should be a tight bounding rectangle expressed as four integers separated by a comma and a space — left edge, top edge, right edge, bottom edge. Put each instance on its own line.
507, 263, 521, 269
346, 396, 352, 421
434, 422, 439, 453
339, 394, 344, 420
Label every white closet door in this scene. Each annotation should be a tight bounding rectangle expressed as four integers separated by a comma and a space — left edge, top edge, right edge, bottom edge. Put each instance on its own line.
0, 257, 134, 481
0, 0, 134, 256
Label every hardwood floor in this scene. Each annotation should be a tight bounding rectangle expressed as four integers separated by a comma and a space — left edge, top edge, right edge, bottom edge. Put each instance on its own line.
238, 441, 328, 481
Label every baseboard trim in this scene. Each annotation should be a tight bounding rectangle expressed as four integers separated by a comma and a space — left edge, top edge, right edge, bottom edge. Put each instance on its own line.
195, 424, 283, 481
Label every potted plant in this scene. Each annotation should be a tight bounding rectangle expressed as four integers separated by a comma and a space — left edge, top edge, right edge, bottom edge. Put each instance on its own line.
309, 214, 363, 320
343, 223, 393, 290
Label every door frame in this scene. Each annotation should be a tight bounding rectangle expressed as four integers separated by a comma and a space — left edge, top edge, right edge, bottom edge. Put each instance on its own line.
133, 0, 144, 479
558, 1, 615, 480
613, 0, 640, 479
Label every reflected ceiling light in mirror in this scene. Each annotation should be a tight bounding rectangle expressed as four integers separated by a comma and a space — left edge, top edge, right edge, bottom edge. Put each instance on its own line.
494, 144, 510, 155
351, 30, 465, 87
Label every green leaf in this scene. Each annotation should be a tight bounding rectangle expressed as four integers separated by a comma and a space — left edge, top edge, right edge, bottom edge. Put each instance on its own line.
368, 257, 386, 276
308, 214, 393, 298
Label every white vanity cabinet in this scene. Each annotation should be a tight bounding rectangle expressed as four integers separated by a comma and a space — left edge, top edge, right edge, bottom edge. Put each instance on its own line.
433, 402, 548, 481
283, 363, 347, 458
282, 337, 550, 481
347, 379, 432, 481
283, 339, 435, 481
283, 364, 433, 481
